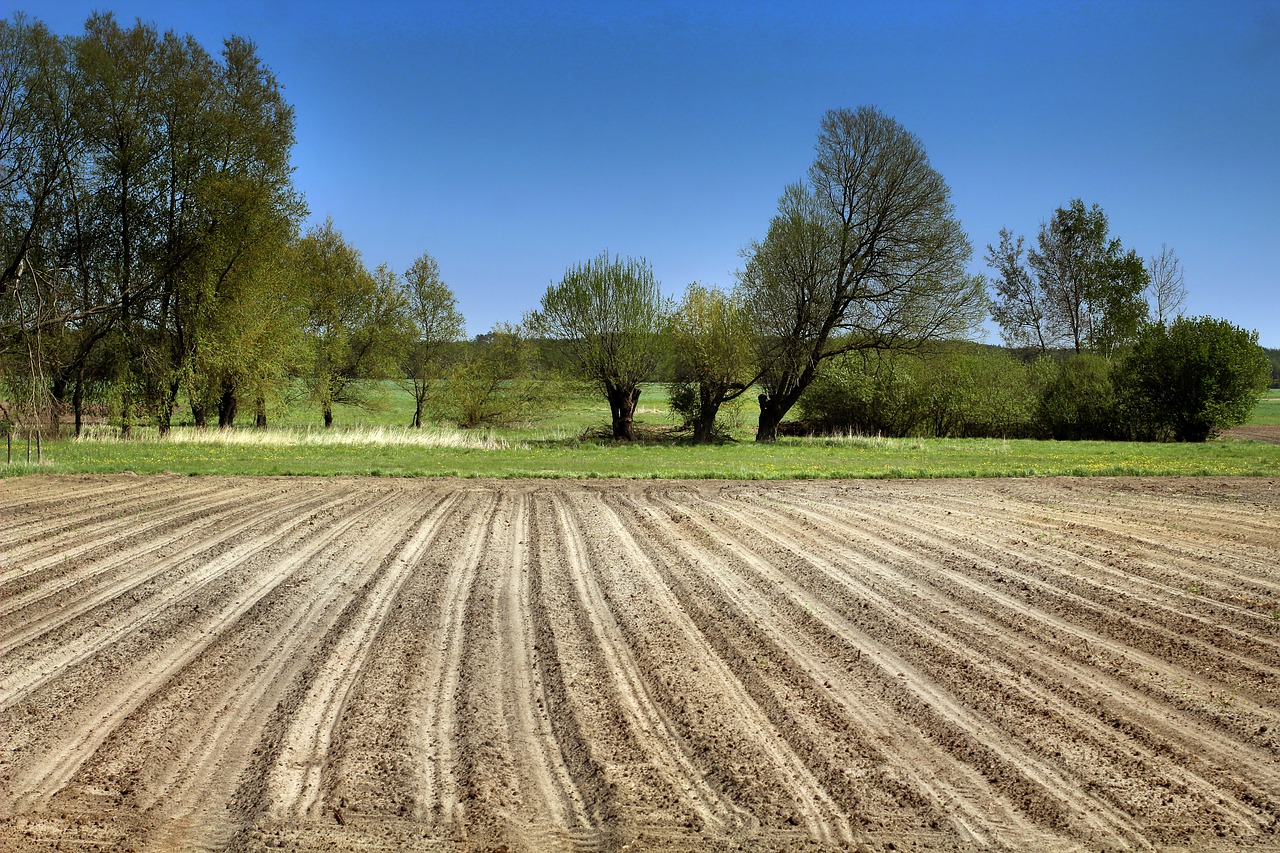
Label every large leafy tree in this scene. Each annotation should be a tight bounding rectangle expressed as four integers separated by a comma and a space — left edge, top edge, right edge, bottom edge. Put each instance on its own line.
530, 251, 668, 440
988, 199, 1149, 357
399, 251, 464, 428
740, 106, 985, 441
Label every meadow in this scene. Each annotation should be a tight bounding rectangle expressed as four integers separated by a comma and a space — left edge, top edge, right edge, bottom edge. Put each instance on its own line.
1252, 386, 1280, 424
4, 382, 1279, 478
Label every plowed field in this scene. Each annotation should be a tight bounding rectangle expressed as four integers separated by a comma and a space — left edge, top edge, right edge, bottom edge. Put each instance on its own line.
2, 475, 1278, 852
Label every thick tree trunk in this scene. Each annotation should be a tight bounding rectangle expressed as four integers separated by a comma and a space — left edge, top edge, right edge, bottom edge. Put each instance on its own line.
255, 395, 267, 428
607, 385, 640, 440
692, 387, 721, 443
756, 394, 786, 442
323, 403, 333, 429
693, 413, 718, 443
192, 403, 208, 429
218, 388, 237, 428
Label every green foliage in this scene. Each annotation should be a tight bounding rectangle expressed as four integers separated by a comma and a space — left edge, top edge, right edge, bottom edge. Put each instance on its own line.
1, 11, 303, 435
295, 221, 411, 427
796, 351, 927, 437
922, 347, 1041, 438
529, 251, 668, 440
399, 251, 464, 428
444, 325, 541, 428
1263, 347, 1280, 388
667, 283, 753, 441
796, 346, 1040, 439
1035, 353, 1121, 440
988, 200, 1149, 356
1116, 316, 1270, 442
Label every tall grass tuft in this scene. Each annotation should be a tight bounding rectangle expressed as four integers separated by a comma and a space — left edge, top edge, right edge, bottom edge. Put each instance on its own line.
73, 425, 517, 450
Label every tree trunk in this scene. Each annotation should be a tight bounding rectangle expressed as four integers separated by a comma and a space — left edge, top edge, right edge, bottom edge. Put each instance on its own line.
218, 388, 238, 428
192, 403, 208, 429
157, 397, 172, 435
607, 385, 640, 440
255, 394, 267, 428
73, 370, 84, 437
323, 403, 333, 429
411, 399, 424, 428
756, 393, 785, 442
119, 386, 132, 439
693, 386, 721, 443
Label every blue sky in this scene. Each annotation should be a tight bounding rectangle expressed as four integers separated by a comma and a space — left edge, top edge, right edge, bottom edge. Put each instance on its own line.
25, 0, 1280, 345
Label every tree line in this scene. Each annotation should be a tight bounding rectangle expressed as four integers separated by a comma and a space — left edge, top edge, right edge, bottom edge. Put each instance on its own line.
3, 14, 1269, 444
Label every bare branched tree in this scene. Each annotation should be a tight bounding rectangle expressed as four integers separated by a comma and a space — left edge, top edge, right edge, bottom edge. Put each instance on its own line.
740, 106, 985, 441
1146, 243, 1187, 325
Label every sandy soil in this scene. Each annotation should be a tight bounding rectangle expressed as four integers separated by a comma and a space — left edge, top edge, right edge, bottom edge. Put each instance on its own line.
2, 474, 1278, 852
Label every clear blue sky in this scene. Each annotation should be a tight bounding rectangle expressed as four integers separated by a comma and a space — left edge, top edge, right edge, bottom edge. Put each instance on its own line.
25, 0, 1280, 346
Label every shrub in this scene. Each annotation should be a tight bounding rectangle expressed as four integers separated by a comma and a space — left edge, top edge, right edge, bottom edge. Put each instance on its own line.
796, 347, 1039, 438
920, 348, 1039, 438
443, 325, 542, 428
1034, 353, 1121, 440
1115, 316, 1269, 441
797, 351, 930, 436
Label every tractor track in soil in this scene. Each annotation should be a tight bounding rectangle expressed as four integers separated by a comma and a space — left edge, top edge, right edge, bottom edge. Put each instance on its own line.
1, 474, 1277, 851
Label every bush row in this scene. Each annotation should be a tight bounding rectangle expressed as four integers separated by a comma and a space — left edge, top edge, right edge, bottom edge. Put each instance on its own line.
795, 318, 1269, 442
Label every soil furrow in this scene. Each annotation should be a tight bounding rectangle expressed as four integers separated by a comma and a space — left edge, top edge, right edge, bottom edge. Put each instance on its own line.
120, 487, 428, 851
458, 488, 594, 843
726, 490, 1278, 840
5, 487, 405, 815
0, 488, 356, 702
263, 490, 462, 825
0, 481, 246, 575
764, 489, 1280, 715
411, 490, 500, 830
575, 488, 855, 846
4, 475, 1278, 852
548, 491, 752, 839
674, 488, 1161, 847
637, 487, 1066, 849
0, 479, 221, 553
0, 486, 328, 652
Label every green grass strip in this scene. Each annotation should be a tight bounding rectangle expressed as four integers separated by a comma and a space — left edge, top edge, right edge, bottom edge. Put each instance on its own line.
6, 433, 1279, 479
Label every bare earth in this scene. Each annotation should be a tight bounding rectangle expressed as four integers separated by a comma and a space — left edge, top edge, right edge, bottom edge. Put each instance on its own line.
1223, 425, 1280, 445
2, 475, 1278, 852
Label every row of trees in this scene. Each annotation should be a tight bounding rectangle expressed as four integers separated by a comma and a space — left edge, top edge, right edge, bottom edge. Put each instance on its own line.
3, 14, 1267, 444
529, 106, 986, 442
526, 110, 1262, 443
1, 13, 302, 434
0, 14, 472, 437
